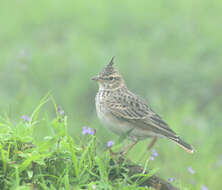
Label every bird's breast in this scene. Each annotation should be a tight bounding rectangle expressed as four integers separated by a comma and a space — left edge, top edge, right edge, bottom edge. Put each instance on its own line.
95, 91, 132, 135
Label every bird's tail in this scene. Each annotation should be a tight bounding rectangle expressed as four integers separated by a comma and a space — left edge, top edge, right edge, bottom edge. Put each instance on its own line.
169, 136, 194, 154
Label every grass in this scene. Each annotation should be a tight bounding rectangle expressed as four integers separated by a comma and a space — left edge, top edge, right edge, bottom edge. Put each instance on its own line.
0, 96, 161, 190
1, 95, 220, 189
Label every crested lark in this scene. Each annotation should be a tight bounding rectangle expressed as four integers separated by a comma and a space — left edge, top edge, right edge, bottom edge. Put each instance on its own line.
92, 57, 194, 154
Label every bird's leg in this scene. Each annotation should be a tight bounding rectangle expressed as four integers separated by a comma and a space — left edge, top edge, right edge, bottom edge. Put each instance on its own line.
109, 148, 114, 155
121, 140, 138, 156
129, 140, 138, 151
147, 136, 158, 150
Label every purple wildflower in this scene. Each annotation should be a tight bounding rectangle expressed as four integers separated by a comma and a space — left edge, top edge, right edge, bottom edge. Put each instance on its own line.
82, 126, 95, 135
152, 149, 158, 157
21, 115, 31, 122
149, 149, 158, 161
201, 185, 208, 190
106, 141, 115, 148
168, 177, 174, 182
88, 128, 95, 135
57, 105, 65, 117
188, 167, 195, 174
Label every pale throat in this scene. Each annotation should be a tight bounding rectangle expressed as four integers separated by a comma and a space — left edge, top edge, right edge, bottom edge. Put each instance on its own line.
98, 81, 126, 91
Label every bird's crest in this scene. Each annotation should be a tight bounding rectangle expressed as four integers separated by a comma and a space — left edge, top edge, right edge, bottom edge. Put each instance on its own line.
100, 56, 116, 76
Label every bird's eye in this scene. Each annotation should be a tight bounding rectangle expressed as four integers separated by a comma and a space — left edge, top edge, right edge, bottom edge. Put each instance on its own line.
109, 76, 114, 80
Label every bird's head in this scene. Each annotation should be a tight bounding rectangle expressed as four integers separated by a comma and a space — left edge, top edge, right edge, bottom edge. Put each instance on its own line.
92, 57, 125, 90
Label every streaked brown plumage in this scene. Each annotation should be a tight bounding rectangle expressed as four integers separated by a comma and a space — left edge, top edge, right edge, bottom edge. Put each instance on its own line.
92, 57, 194, 153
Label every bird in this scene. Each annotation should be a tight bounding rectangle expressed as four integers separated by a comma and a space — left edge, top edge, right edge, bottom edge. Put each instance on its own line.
92, 57, 194, 154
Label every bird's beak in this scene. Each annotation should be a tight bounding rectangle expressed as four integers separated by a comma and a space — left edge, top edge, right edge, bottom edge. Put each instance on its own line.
91, 75, 99, 81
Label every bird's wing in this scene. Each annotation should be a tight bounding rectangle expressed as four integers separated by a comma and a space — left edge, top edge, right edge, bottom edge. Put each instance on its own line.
106, 90, 177, 138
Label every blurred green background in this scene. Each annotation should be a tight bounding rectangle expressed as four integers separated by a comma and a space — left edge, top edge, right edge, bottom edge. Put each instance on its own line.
0, 0, 222, 189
